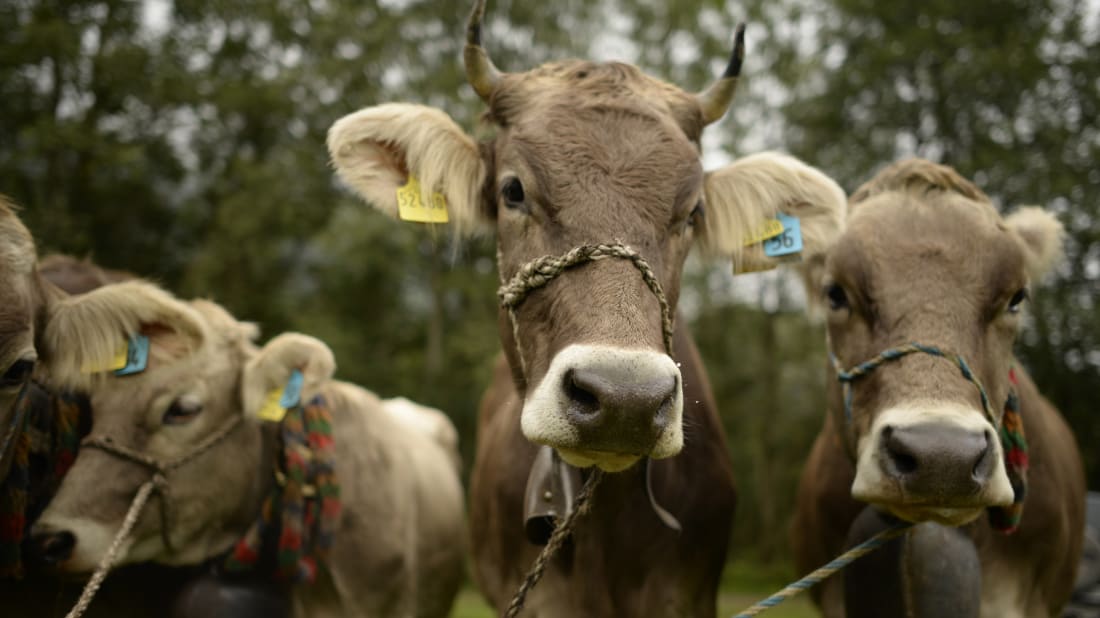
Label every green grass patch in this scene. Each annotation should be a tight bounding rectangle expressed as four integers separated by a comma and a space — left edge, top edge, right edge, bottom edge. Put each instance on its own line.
449, 559, 818, 617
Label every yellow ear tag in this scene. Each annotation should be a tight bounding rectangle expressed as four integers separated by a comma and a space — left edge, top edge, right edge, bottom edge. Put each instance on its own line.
81, 341, 129, 374
396, 175, 449, 223
742, 218, 786, 246
256, 386, 288, 422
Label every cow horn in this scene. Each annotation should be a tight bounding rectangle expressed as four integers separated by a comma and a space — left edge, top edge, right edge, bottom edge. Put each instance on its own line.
696, 23, 746, 125
465, 0, 504, 103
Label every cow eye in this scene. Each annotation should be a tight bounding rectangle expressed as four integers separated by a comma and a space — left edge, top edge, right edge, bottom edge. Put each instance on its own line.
824, 283, 849, 311
501, 177, 525, 208
0, 358, 35, 389
687, 201, 704, 227
1007, 288, 1029, 314
162, 397, 203, 426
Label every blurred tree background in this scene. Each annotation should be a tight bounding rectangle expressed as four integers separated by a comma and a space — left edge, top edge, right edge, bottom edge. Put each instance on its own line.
1, 0, 1096, 574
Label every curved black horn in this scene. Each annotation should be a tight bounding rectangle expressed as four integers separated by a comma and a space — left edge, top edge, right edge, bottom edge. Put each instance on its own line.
696, 23, 746, 125
465, 0, 504, 102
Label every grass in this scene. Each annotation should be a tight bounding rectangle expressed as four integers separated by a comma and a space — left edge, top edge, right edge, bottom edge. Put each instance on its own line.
449, 559, 817, 617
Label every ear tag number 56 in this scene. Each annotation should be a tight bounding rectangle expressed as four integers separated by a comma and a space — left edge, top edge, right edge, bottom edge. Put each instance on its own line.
763, 213, 803, 258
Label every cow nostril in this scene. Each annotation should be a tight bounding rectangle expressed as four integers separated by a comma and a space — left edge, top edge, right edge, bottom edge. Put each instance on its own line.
564, 370, 600, 415
35, 531, 76, 565
971, 431, 994, 481
883, 425, 919, 476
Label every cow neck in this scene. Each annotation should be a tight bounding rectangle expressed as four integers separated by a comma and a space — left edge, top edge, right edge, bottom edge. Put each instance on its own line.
827, 341, 1029, 533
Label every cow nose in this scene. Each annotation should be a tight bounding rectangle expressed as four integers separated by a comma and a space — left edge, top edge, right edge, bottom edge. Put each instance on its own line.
31, 530, 76, 566
880, 423, 995, 497
562, 367, 677, 454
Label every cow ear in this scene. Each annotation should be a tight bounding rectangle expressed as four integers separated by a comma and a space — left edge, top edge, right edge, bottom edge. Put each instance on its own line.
42, 281, 207, 391
327, 103, 489, 234
699, 152, 847, 274
1004, 206, 1064, 281
242, 333, 335, 418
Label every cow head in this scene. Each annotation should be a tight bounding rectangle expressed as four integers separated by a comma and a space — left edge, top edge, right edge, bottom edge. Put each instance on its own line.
31, 281, 335, 571
810, 159, 1063, 525
328, 0, 846, 471
0, 197, 51, 478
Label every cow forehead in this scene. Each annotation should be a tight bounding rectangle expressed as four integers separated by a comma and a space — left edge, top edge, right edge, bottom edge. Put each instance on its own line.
490, 60, 704, 141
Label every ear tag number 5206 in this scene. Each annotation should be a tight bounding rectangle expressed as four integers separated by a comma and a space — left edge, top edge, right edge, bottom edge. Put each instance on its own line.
763, 213, 803, 258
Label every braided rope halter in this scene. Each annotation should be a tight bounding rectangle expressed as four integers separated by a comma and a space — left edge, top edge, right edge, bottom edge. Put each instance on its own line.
63, 415, 244, 618
497, 241, 675, 618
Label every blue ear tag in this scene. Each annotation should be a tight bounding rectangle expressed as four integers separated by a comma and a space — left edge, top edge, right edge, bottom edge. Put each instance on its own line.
115, 335, 150, 376
279, 369, 304, 408
763, 213, 803, 258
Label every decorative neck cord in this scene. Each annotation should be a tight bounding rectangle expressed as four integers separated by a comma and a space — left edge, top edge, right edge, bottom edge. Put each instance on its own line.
0, 385, 83, 578
730, 345, 1030, 617
497, 241, 672, 617
65, 414, 244, 618
223, 395, 341, 583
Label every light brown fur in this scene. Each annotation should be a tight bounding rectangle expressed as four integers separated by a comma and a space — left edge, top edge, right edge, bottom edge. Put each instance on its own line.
793, 159, 1085, 617
35, 287, 466, 617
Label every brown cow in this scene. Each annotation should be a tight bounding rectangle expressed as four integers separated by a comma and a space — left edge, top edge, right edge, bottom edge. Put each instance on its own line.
38, 253, 134, 295
326, 1, 848, 614
0, 199, 286, 617
31, 282, 467, 617
792, 160, 1085, 617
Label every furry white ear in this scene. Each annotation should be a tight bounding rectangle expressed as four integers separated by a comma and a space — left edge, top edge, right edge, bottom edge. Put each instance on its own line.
700, 152, 847, 274
242, 333, 336, 417
42, 280, 208, 391
327, 103, 488, 234
1005, 206, 1064, 280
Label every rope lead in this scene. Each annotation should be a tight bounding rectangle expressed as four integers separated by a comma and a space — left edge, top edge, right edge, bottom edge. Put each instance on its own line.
732, 521, 912, 618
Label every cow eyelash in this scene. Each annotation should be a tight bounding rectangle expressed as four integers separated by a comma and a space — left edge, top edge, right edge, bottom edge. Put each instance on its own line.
0, 357, 35, 389
1007, 288, 1029, 314
824, 283, 849, 311
687, 201, 704, 227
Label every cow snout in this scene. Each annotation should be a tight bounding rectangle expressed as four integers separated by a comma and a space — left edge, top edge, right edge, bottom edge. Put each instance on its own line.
563, 366, 677, 449
30, 530, 76, 566
521, 344, 685, 469
880, 423, 995, 497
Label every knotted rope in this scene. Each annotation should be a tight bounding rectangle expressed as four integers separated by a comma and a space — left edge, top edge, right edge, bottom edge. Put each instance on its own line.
497, 241, 672, 616
504, 468, 603, 618
64, 414, 244, 618
223, 395, 341, 583
733, 520, 913, 617
498, 242, 675, 377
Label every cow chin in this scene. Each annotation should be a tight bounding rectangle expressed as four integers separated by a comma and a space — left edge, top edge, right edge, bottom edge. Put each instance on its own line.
850, 401, 1015, 525
520, 344, 684, 470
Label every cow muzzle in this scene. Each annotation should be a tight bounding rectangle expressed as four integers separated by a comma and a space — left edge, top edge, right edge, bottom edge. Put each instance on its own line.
851, 402, 1015, 526
522, 344, 683, 471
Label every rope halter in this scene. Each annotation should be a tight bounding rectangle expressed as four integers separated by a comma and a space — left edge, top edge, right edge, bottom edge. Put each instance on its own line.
78, 414, 244, 554
497, 241, 675, 364
832, 342, 1000, 430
